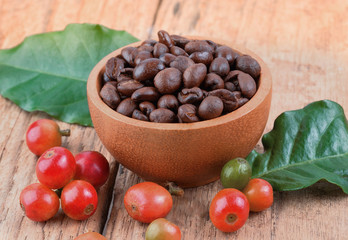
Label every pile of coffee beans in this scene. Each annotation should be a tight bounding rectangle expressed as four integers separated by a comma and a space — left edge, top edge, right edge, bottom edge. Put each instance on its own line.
100, 30, 261, 123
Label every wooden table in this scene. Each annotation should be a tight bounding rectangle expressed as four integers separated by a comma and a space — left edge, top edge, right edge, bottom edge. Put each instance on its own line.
0, 0, 347, 239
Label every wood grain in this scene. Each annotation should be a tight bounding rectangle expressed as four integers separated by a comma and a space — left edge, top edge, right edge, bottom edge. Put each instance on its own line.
0, 0, 348, 239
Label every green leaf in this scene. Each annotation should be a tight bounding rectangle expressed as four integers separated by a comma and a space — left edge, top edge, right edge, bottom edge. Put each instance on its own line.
246, 100, 348, 193
0, 23, 139, 126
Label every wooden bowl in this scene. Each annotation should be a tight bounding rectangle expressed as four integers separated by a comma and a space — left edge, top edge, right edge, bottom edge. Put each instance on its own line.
87, 38, 272, 188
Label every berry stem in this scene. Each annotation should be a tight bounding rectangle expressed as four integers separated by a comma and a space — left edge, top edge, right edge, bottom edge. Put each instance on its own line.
59, 129, 71, 136
166, 182, 184, 196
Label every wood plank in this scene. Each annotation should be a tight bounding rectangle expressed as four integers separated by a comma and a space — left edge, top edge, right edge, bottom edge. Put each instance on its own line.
104, 0, 348, 239
0, 0, 159, 239
0, 0, 348, 239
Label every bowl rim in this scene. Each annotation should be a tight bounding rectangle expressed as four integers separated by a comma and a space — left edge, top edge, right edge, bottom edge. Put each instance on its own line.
87, 36, 272, 130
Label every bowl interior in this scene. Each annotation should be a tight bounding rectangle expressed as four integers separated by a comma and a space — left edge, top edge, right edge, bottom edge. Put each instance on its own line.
88, 37, 272, 130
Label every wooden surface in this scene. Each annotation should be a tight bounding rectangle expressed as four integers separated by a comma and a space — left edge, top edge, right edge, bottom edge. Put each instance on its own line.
0, 0, 347, 239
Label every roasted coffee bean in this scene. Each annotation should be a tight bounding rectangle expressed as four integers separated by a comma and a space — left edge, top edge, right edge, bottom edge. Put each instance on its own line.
141, 39, 158, 47
131, 87, 160, 102
157, 95, 179, 112
105, 57, 125, 79
117, 74, 133, 83
169, 56, 195, 73
225, 81, 237, 92
237, 72, 257, 98
170, 46, 189, 56
133, 58, 165, 82
189, 51, 213, 65
177, 104, 199, 123
134, 51, 153, 65
159, 53, 177, 66
121, 47, 138, 67
100, 82, 121, 109
235, 55, 261, 79
107, 81, 118, 88
215, 46, 239, 66
225, 70, 256, 98
185, 40, 214, 54
209, 57, 230, 77
153, 43, 169, 58
237, 98, 249, 107
116, 98, 137, 117
203, 73, 224, 91
120, 68, 134, 76
132, 109, 149, 121
202, 89, 209, 98
158, 30, 174, 48
139, 101, 156, 116
170, 35, 190, 48
137, 45, 154, 53
206, 40, 219, 51
224, 70, 241, 83
208, 89, 241, 112
154, 68, 182, 94
149, 108, 176, 123
198, 96, 224, 120
103, 72, 111, 84
117, 79, 144, 97
178, 87, 204, 104
183, 63, 207, 88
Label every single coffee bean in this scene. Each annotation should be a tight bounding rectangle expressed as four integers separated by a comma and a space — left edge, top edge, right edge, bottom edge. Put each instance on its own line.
158, 30, 174, 48
157, 95, 179, 112
139, 101, 156, 116
177, 104, 200, 123
235, 55, 261, 79
170, 35, 190, 48
170, 46, 189, 56
209, 57, 230, 77
119, 68, 134, 76
103, 72, 111, 84
225, 70, 256, 98
121, 47, 138, 67
133, 58, 165, 82
185, 40, 214, 54
198, 96, 224, 120
132, 109, 149, 121
203, 73, 224, 91
154, 68, 182, 94
134, 51, 153, 65
100, 82, 121, 109
206, 40, 219, 51
189, 51, 213, 65
237, 72, 257, 98
215, 46, 239, 66
117, 79, 144, 97
178, 87, 204, 104
131, 87, 160, 102
116, 98, 137, 117
159, 53, 177, 66
149, 108, 176, 123
107, 81, 118, 88
117, 74, 132, 83
169, 56, 195, 73
208, 89, 241, 112
237, 98, 249, 108
183, 63, 207, 88
137, 45, 154, 53
141, 39, 158, 46
153, 43, 169, 58
105, 57, 125, 79
225, 81, 237, 92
